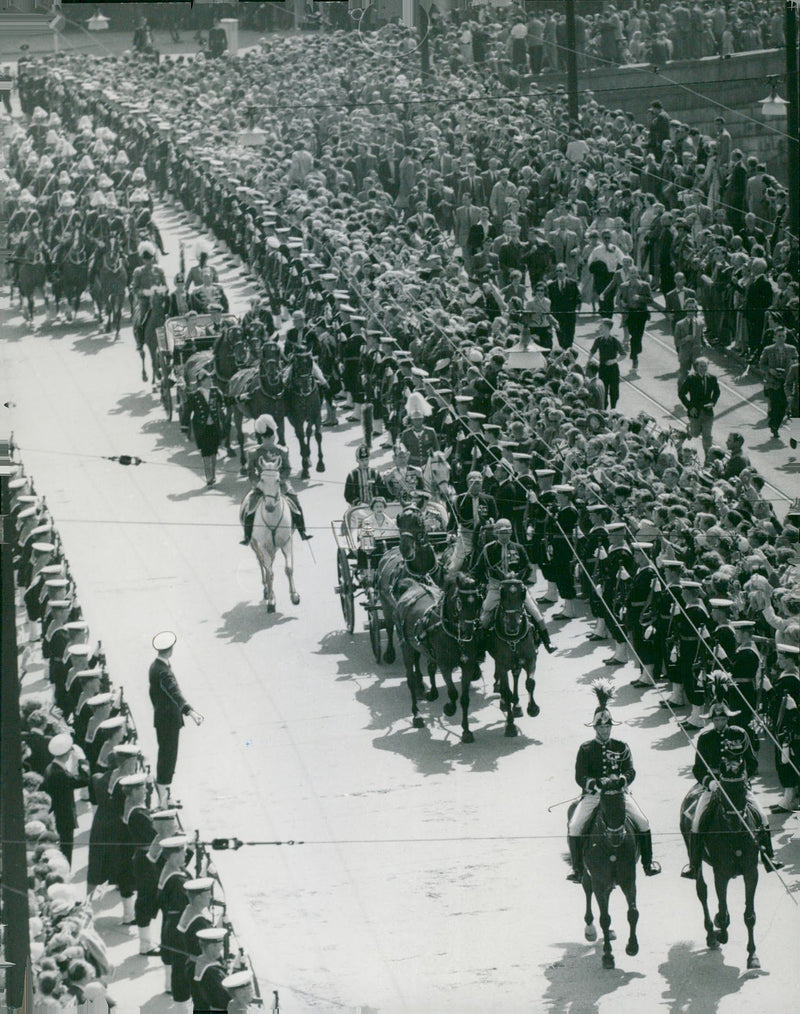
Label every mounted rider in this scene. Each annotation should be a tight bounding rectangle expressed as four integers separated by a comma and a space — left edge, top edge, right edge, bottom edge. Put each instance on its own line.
130, 241, 168, 354
240, 414, 311, 546
186, 242, 224, 310
281, 341, 327, 391
567, 680, 661, 883
446, 470, 497, 580
682, 681, 783, 878
474, 518, 550, 642
399, 391, 440, 470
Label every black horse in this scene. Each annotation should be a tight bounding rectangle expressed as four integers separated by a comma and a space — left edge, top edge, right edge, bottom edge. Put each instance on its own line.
213, 326, 256, 456
568, 775, 641, 969
229, 341, 287, 474
381, 566, 484, 741
679, 774, 762, 969
52, 230, 89, 322
487, 579, 543, 735
284, 348, 325, 480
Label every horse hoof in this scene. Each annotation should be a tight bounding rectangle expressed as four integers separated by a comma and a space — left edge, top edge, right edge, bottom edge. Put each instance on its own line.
291, 593, 300, 605
266, 603, 276, 614
301, 469, 310, 480
239, 467, 248, 477
412, 716, 425, 729
504, 724, 518, 738
383, 648, 396, 665
602, 955, 615, 970
426, 688, 439, 703
747, 956, 760, 970
585, 925, 597, 942
492, 680, 501, 694
461, 730, 475, 744
625, 942, 639, 957
715, 929, 728, 945
443, 701, 456, 717
707, 936, 720, 950
316, 462, 325, 473
513, 705, 523, 718
527, 701, 540, 717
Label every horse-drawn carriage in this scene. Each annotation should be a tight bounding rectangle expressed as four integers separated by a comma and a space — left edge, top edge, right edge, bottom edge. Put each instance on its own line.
156, 313, 235, 423
332, 498, 450, 660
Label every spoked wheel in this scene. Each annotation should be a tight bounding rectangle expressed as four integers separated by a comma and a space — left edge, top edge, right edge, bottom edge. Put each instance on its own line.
366, 589, 384, 663
336, 548, 355, 634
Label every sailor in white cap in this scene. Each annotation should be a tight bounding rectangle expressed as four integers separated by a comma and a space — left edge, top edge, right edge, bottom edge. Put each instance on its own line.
172, 877, 216, 1005
42, 733, 90, 865
149, 631, 203, 809
192, 926, 232, 1012
769, 643, 800, 813
133, 807, 180, 954
221, 969, 258, 1012
118, 772, 162, 955
158, 833, 192, 985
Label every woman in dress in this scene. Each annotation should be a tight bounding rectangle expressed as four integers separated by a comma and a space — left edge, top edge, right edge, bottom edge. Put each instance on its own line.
186, 366, 226, 487
524, 281, 558, 352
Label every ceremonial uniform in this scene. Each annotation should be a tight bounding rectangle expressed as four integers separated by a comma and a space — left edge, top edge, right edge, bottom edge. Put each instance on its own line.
382, 463, 425, 504
149, 653, 192, 790
344, 465, 386, 506
131, 261, 168, 350
448, 489, 497, 574
474, 536, 542, 627
192, 955, 231, 1012
399, 424, 440, 469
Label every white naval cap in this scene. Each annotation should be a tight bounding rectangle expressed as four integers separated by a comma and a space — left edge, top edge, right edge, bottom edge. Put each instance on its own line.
152, 630, 177, 652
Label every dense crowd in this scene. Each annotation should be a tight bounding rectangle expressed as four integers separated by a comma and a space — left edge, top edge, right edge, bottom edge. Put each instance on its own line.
8, 483, 257, 1008
1, 6, 799, 992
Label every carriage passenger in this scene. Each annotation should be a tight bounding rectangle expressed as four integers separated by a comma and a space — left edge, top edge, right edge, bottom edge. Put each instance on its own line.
567, 681, 661, 883
240, 414, 311, 545
344, 444, 386, 506
382, 442, 425, 504
358, 496, 399, 545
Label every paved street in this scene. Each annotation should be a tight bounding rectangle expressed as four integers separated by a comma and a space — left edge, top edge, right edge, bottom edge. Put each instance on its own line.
3, 197, 800, 1014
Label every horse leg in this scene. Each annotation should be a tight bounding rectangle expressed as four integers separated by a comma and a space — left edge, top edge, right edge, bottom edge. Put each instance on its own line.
314, 417, 325, 473
497, 664, 518, 738
383, 612, 396, 665
743, 865, 759, 969
426, 656, 440, 702
253, 534, 275, 612
526, 658, 540, 717
623, 879, 639, 957
511, 664, 523, 718
438, 660, 456, 713
713, 867, 730, 945
281, 534, 300, 606
598, 889, 615, 969
695, 866, 718, 949
583, 877, 597, 941
459, 663, 474, 743
404, 645, 424, 728
236, 411, 247, 475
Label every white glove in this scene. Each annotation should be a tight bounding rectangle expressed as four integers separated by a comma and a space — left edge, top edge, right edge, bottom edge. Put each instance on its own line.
708, 779, 720, 793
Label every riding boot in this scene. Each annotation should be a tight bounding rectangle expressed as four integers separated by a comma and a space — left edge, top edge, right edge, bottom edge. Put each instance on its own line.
638, 830, 662, 876
537, 623, 555, 654
292, 505, 313, 541
567, 835, 583, 882
681, 831, 701, 878
759, 827, 784, 871
240, 512, 254, 546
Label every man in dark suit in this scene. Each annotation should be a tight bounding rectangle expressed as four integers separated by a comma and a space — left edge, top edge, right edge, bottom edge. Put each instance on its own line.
456, 161, 487, 206
465, 207, 491, 277
42, 734, 90, 864
548, 263, 582, 349
148, 631, 203, 809
722, 149, 747, 233
664, 272, 697, 334
647, 101, 672, 160
678, 356, 720, 459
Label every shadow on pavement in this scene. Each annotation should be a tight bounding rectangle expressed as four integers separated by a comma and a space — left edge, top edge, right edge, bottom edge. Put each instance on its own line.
216, 599, 298, 643
658, 940, 764, 1012
109, 390, 159, 418
542, 940, 646, 1012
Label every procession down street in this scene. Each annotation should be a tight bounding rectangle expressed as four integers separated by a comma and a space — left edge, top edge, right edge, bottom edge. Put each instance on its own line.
3, 191, 799, 1013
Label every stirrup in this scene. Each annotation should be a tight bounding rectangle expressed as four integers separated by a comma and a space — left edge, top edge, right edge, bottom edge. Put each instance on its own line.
761, 852, 783, 872
680, 864, 698, 880
566, 870, 583, 883
643, 860, 661, 877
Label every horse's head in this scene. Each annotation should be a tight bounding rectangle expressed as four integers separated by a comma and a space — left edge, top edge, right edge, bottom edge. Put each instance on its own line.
256, 465, 282, 503
597, 775, 629, 839
259, 342, 282, 383
497, 578, 527, 637
424, 451, 452, 494
397, 506, 426, 540
290, 348, 315, 393
445, 573, 482, 638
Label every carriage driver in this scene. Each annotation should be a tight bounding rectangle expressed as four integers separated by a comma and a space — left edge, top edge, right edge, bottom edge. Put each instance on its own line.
567, 681, 661, 883
474, 518, 552, 651
682, 692, 782, 879
240, 414, 312, 545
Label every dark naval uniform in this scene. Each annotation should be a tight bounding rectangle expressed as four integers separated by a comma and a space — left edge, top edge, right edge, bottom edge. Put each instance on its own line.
399, 424, 440, 469
149, 656, 192, 786
192, 955, 231, 1012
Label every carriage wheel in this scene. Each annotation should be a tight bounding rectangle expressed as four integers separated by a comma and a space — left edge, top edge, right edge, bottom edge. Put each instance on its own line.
367, 591, 384, 663
336, 548, 355, 634
161, 376, 173, 421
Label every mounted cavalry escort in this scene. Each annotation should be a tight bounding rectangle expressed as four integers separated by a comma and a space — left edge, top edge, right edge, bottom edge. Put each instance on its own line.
567, 681, 661, 969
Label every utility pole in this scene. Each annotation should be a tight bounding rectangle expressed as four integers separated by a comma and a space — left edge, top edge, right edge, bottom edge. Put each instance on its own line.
786, 0, 799, 241
0, 440, 30, 1010
565, 0, 580, 125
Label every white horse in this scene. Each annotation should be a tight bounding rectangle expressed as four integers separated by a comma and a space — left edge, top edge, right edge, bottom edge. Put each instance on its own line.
239, 465, 299, 612
422, 450, 456, 508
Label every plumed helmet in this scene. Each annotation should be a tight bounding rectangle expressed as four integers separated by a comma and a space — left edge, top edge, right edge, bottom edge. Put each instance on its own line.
701, 671, 739, 720
131, 166, 147, 183
404, 390, 432, 419
254, 414, 278, 436
114, 150, 130, 167
587, 678, 621, 726
137, 240, 156, 259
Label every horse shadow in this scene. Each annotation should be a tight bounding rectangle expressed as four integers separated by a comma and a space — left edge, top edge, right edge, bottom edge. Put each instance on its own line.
658, 941, 764, 1012
108, 391, 157, 418
216, 600, 297, 644
541, 940, 646, 1012
70, 333, 117, 357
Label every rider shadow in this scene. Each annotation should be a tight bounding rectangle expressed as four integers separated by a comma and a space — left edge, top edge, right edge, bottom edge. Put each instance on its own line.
216, 600, 297, 644
108, 392, 158, 418
658, 941, 761, 1012
70, 333, 117, 357
541, 941, 646, 1013
649, 728, 690, 751
575, 663, 623, 686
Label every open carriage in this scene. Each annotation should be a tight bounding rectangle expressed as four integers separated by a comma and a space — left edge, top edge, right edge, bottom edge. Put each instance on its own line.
156, 313, 235, 424
331, 498, 450, 661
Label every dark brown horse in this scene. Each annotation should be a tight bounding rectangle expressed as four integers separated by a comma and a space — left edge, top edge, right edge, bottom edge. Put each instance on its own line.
52, 230, 88, 322
229, 341, 286, 474
90, 236, 128, 339
680, 773, 762, 969
568, 775, 640, 969
284, 348, 325, 480
16, 230, 49, 322
487, 579, 542, 736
